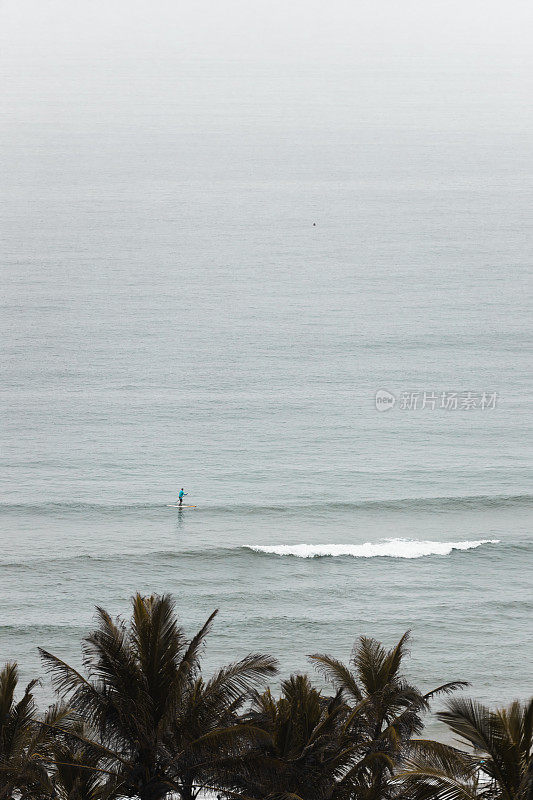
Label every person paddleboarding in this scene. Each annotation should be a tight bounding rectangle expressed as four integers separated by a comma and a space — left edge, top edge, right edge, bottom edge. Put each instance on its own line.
178, 488, 188, 507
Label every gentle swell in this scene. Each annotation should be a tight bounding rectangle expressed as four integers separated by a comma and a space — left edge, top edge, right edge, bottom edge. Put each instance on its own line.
0, 494, 530, 516
245, 538, 500, 559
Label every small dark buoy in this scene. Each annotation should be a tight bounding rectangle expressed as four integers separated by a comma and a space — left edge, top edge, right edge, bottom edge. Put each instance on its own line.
312, 222, 316, 226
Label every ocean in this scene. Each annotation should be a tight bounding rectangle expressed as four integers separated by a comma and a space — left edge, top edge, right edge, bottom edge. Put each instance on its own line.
1, 56, 532, 738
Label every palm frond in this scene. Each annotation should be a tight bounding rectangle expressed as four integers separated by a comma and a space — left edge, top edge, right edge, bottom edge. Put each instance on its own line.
407, 739, 477, 776
201, 653, 278, 711
0, 662, 19, 722
424, 682, 470, 702
438, 698, 495, 752
39, 649, 101, 706
309, 653, 363, 702
383, 631, 412, 683
352, 636, 388, 695
174, 608, 219, 693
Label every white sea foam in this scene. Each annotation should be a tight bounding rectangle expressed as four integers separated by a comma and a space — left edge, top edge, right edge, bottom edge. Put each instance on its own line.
246, 539, 500, 559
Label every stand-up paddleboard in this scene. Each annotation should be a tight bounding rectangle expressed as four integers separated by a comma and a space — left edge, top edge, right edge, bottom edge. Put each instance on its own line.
167, 504, 197, 508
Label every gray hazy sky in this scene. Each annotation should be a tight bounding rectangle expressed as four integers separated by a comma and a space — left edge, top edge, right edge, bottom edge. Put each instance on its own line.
2, 0, 533, 66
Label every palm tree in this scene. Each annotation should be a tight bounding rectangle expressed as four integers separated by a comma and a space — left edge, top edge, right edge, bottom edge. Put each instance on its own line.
309, 631, 467, 800
159, 653, 282, 799
39, 593, 277, 800
0, 661, 68, 799
225, 673, 384, 800
399, 697, 533, 800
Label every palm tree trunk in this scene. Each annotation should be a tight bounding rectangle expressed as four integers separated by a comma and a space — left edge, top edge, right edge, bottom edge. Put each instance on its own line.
180, 780, 196, 800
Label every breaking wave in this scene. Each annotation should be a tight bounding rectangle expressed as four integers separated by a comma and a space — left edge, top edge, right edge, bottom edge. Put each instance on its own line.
245, 538, 500, 559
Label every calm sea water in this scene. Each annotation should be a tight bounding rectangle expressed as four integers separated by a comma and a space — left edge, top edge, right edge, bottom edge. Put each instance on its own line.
1, 57, 532, 736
